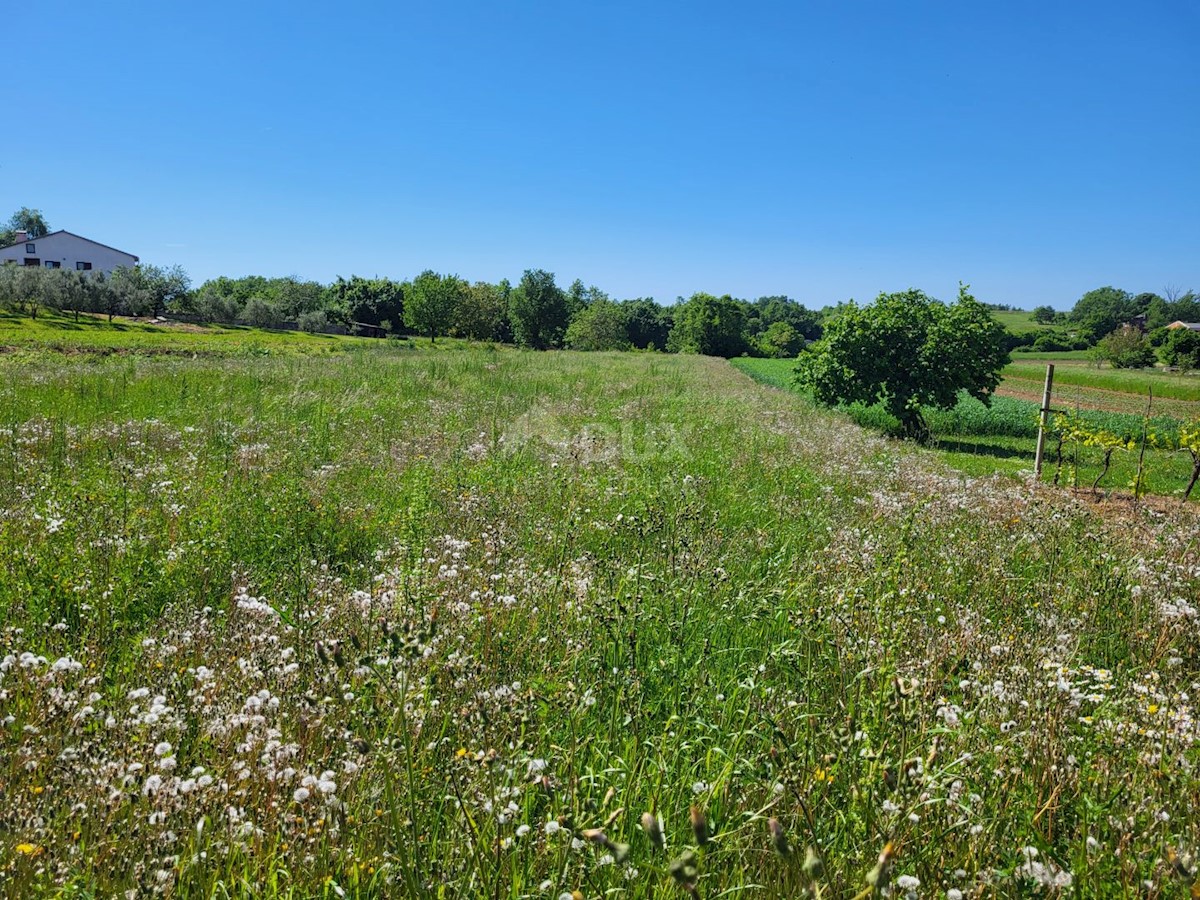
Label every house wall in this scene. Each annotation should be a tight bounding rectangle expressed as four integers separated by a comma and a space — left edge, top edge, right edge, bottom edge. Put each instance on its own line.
0, 233, 138, 273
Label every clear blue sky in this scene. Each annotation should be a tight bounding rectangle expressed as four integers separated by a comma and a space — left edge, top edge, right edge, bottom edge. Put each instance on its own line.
7, 0, 1198, 309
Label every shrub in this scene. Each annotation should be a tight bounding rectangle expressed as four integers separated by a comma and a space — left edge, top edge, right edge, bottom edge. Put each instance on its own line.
297, 310, 329, 333
1160, 326, 1200, 371
241, 297, 284, 329
1094, 325, 1155, 369
1031, 331, 1073, 353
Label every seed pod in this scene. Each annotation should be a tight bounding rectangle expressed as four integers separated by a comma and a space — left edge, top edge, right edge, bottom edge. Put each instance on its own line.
689, 805, 709, 847
641, 812, 665, 850
803, 846, 824, 879
668, 850, 699, 887
866, 841, 895, 889
768, 818, 790, 857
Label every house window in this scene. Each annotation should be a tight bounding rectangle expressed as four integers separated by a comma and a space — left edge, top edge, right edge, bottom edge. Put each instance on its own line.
25, 243, 35, 254
23, 258, 39, 266
76, 261, 92, 271
44, 260, 61, 269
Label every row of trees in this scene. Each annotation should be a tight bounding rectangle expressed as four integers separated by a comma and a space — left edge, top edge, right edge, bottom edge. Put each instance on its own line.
0, 264, 190, 322
205, 268, 822, 357
1, 261, 823, 358
1017, 286, 1200, 354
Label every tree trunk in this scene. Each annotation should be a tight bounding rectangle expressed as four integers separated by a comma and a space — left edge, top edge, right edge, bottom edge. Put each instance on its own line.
898, 408, 930, 443
1091, 448, 1114, 491
1184, 452, 1200, 502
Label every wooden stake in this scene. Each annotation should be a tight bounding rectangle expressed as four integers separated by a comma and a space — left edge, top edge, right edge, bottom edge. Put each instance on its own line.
1134, 385, 1152, 502
1034, 364, 1055, 477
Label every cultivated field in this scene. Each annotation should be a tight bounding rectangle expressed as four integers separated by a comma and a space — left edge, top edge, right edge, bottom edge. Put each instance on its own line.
733, 357, 1200, 491
2, 344, 1199, 897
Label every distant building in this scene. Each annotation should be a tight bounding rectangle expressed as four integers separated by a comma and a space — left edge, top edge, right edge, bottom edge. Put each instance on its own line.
1167, 321, 1200, 331
0, 230, 138, 274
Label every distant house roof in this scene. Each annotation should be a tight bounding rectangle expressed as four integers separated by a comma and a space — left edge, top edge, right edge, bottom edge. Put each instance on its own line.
1167, 321, 1200, 331
0, 229, 139, 262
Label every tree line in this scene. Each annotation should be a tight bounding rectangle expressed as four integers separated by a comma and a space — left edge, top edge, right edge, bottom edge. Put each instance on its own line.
0, 264, 825, 359
1017, 286, 1200, 369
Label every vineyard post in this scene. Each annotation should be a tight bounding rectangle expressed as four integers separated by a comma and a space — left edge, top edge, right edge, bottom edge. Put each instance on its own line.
1134, 385, 1152, 502
1034, 364, 1055, 477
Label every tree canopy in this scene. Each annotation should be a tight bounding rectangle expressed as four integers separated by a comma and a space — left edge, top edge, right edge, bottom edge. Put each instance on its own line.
623, 298, 673, 350
796, 285, 1009, 439
452, 280, 509, 342
327, 276, 405, 330
1160, 326, 1200, 371
1069, 286, 1137, 340
565, 299, 631, 351
404, 270, 464, 342
509, 269, 569, 350
1, 207, 51, 245
666, 293, 748, 357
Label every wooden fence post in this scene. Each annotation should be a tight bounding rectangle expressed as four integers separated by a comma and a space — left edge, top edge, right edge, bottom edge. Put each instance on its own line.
1034, 364, 1055, 477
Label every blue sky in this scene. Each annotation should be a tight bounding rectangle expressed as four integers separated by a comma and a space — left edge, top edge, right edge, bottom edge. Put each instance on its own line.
7, 1, 1198, 309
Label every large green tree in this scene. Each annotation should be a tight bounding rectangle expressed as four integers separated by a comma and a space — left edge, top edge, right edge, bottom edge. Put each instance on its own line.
749, 296, 822, 341
667, 293, 748, 357
564, 299, 631, 351
1069, 286, 1136, 341
404, 270, 464, 342
796, 285, 1009, 439
622, 298, 672, 350
508, 269, 569, 350
328, 276, 405, 330
452, 281, 508, 342
754, 321, 804, 358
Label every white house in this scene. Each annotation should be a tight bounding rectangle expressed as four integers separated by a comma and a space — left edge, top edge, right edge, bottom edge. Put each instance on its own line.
0, 230, 138, 273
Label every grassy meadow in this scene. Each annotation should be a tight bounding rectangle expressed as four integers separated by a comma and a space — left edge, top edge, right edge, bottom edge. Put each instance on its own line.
989, 310, 1054, 335
1, 341, 1199, 898
0, 310, 395, 355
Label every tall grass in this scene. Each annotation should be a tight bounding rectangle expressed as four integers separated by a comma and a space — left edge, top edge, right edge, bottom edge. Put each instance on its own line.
1, 347, 1198, 897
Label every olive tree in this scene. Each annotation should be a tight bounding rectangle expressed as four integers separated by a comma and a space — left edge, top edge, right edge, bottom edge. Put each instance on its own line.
796, 285, 1009, 439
